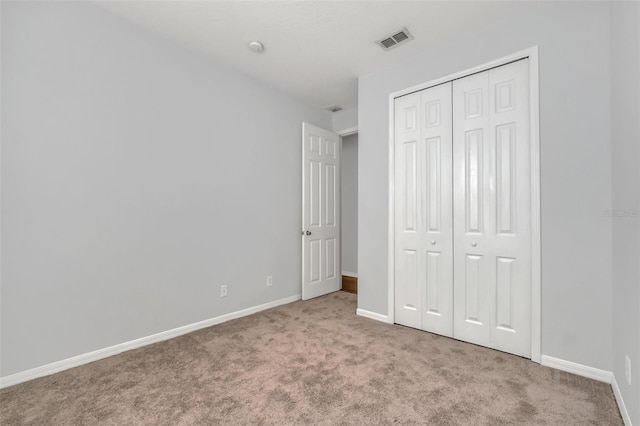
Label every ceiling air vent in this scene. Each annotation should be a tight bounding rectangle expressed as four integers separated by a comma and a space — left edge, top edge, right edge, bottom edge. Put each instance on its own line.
325, 104, 343, 113
376, 27, 413, 50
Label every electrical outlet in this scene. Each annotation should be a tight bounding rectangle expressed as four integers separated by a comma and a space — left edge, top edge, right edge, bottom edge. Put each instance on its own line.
220, 285, 228, 298
267, 276, 273, 287
625, 355, 632, 386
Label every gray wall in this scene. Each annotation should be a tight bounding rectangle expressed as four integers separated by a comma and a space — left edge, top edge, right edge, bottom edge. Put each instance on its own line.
358, 2, 614, 371
0, 2, 331, 377
341, 134, 358, 275
611, 2, 640, 424
332, 108, 358, 133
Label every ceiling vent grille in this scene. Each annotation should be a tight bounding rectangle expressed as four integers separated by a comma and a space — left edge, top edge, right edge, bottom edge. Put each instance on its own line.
376, 27, 413, 50
325, 104, 343, 113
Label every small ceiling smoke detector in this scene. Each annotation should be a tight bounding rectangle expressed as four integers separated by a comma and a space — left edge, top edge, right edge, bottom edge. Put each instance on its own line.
325, 104, 343, 113
248, 41, 265, 53
376, 27, 414, 50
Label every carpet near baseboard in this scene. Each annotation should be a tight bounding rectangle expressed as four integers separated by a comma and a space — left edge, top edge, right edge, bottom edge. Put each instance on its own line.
0, 292, 622, 425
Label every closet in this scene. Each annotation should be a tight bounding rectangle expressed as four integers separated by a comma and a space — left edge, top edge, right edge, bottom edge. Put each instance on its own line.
393, 59, 532, 358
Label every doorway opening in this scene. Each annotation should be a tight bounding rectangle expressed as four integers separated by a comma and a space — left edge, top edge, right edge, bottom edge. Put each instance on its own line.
341, 131, 358, 294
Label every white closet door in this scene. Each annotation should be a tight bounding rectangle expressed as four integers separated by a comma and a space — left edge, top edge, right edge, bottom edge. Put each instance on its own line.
452, 59, 531, 357
394, 83, 453, 336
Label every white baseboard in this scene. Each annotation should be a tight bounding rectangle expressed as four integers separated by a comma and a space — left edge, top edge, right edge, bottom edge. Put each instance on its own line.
0, 294, 301, 389
535, 356, 632, 424
342, 271, 358, 278
540, 355, 613, 383
612, 373, 633, 426
356, 308, 390, 324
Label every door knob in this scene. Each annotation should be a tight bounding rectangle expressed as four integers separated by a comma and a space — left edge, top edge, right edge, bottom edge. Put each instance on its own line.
471, 241, 478, 247
430, 240, 436, 245
306, 231, 312, 236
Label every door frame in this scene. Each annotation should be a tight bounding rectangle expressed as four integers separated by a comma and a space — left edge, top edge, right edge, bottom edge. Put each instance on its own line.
337, 126, 358, 137
387, 46, 541, 363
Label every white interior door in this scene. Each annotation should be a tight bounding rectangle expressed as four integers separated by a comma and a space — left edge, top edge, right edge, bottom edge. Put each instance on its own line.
452, 59, 531, 357
394, 83, 454, 336
302, 123, 341, 300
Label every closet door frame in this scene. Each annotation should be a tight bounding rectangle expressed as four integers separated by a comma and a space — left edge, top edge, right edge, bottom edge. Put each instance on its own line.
387, 46, 541, 363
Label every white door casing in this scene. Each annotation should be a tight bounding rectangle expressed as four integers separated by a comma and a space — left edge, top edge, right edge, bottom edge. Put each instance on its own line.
394, 83, 454, 336
452, 59, 531, 357
302, 123, 341, 300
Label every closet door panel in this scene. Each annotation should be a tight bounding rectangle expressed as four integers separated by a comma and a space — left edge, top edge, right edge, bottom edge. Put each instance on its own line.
453, 71, 493, 347
453, 59, 531, 357
420, 83, 453, 336
394, 83, 453, 336
394, 94, 422, 329
488, 59, 531, 357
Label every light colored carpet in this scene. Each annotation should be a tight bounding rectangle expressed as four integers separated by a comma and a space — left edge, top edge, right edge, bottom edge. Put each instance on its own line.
0, 291, 622, 425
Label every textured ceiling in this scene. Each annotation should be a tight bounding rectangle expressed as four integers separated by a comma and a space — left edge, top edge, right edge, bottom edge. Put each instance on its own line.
96, 1, 535, 110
